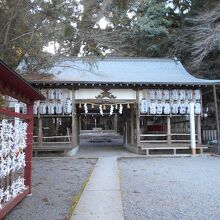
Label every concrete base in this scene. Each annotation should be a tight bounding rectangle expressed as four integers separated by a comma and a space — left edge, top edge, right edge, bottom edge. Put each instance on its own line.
65, 146, 79, 156
191, 148, 196, 155
125, 144, 145, 155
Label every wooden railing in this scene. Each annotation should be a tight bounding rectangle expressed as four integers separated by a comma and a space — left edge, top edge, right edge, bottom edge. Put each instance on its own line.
33, 135, 71, 144
140, 133, 197, 143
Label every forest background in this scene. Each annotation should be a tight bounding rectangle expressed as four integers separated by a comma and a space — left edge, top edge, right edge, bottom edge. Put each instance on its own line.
0, 0, 220, 79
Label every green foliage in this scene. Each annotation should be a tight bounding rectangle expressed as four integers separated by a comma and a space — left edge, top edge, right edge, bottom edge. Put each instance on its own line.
119, 0, 173, 56
0, 0, 219, 80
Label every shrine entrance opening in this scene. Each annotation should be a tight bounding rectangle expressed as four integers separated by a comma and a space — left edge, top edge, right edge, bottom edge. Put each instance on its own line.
78, 103, 136, 152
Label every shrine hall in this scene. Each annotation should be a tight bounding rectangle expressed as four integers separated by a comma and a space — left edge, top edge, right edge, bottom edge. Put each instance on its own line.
19, 57, 220, 155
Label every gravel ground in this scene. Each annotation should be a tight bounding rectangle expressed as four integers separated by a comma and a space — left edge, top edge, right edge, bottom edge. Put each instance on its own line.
118, 156, 220, 220
5, 158, 96, 220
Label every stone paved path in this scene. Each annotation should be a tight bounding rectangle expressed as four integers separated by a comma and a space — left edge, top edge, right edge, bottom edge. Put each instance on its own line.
71, 157, 124, 220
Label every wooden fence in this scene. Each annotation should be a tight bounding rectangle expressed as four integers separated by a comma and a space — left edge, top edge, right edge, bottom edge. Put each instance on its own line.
202, 130, 217, 143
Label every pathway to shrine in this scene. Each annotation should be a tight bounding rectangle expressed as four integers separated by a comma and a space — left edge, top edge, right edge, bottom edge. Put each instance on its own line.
71, 157, 124, 220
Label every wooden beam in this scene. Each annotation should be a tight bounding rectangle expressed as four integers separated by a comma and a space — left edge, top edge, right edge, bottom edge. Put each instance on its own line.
0, 188, 29, 219
167, 116, 171, 146
0, 108, 31, 120
197, 115, 202, 145
213, 85, 220, 154
0, 81, 30, 104
25, 102, 34, 194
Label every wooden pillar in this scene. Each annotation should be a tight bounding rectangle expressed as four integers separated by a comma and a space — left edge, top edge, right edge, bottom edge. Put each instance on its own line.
76, 111, 79, 146
71, 89, 77, 147
125, 122, 128, 146
131, 106, 134, 145
136, 89, 140, 146
167, 116, 171, 146
213, 85, 220, 154
114, 113, 118, 133
37, 108, 43, 147
25, 102, 34, 194
79, 115, 82, 131
197, 115, 202, 145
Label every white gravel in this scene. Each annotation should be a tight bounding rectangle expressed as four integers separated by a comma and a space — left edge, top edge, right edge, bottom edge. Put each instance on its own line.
5, 158, 96, 220
118, 156, 220, 220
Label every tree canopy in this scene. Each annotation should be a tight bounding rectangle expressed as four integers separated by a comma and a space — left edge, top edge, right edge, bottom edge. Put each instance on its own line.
0, 0, 219, 78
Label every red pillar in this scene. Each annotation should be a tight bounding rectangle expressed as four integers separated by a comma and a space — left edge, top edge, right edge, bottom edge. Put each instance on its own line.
24, 102, 34, 194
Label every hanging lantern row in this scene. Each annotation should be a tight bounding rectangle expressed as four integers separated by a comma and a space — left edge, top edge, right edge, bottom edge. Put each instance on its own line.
140, 99, 201, 115
148, 89, 201, 101
34, 99, 135, 115
46, 89, 63, 100
34, 98, 73, 115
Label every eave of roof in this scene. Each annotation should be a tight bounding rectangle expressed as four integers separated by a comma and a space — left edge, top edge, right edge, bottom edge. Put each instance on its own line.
0, 60, 45, 102
30, 80, 219, 86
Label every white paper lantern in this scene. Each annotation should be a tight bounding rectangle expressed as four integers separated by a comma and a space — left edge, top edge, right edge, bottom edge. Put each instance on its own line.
48, 101, 55, 114
187, 102, 190, 114
195, 102, 201, 114
179, 102, 186, 114
163, 102, 170, 114
140, 99, 148, 114
163, 90, 170, 100
56, 101, 63, 114
171, 101, 179, 114
48, 89, 55, 100
194, 90, 201, 100
39, 101, 46, 114
156, 90, 163, 100
179, 90, 186, 100
186, 90, 193, 100
64, 98, 72, 114
149, 90, 155, 100
56, 89, 63, 100
33, 102, 38, 115
171, 89, 178, 101
149, 101, 156, 115
156, 102, 163, 114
